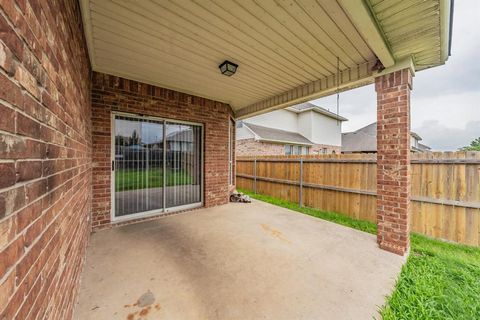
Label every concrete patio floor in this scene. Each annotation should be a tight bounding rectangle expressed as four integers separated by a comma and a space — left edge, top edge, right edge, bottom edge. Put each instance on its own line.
75, 200, 405, 320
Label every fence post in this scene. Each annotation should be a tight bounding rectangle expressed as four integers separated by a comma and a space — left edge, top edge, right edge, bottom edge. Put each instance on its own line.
299, 158, 303, 207
253, 157, 257, 194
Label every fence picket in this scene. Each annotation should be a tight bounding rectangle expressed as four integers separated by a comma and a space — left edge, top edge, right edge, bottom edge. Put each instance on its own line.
236, 152, 480, 246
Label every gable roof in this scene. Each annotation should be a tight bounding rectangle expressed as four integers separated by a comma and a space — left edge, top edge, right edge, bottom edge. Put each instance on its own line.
410, 132, 422, 141
418, 143, 431, 151
342, 122, 427, 153
244, 123, 313, 146
285, 103, 348, 121
167, 129, 193, 143
342, 131, 377, 153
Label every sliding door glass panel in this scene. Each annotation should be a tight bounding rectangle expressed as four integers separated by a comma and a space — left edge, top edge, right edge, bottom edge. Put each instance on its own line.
114, 116, 164, 217
165, 123, 202, 208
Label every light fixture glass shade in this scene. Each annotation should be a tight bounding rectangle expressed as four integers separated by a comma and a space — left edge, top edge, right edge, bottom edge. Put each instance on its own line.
219, 60, 238, 76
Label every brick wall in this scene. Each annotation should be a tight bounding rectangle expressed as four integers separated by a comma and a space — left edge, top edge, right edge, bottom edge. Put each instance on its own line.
91, 72, 233, 228
375, 68, 412, 256
236, 139, 285, 156
236, 139, 340, 156
0, 1, 91, 319
310, 144, 341, 155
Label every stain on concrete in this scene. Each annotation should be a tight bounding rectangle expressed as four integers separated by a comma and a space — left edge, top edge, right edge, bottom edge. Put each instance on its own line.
123, 291, 161, 320
137, 290, 155, 307
76, 203, 406, 320
261, 224, 292, 244
139, 305, 151, 317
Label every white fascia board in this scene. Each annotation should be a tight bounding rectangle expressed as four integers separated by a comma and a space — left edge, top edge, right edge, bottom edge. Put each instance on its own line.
257, 138, 313, 146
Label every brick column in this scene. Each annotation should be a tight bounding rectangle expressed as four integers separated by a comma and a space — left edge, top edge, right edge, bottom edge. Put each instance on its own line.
375, 68, 412, 256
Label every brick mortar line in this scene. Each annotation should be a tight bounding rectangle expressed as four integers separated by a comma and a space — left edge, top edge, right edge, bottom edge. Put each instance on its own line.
24, 194, 91, 319
0, 108, 91, 151
4, 180, 91, 319
0, 161, 90, 194
0, 2, 92, 318
0, 164, 91, 238
0, 172, 90, 308
0, 69, 91, 150
0, 8, 90, 110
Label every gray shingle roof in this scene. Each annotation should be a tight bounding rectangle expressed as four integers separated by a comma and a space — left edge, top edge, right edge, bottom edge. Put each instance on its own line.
167, 129, 193, 142
418, 143, 431, 151
342, 122, 428, 152
244, 123, 313, 145
286, 102, 348, 121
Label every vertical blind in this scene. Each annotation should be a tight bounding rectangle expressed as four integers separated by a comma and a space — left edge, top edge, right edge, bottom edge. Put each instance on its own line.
114, 115, 202, 218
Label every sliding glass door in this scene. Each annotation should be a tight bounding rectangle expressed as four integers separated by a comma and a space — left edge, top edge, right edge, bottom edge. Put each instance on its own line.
112, 114, 202, 220
165, 123, 202, 208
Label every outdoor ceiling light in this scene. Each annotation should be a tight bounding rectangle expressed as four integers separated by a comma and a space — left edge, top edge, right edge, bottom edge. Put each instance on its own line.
219, 60, 238, 76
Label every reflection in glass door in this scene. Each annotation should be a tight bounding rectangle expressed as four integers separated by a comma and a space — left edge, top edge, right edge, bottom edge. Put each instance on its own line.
114, 116, 164, 217
113, 114, 202, 219
165, 123, 202, 208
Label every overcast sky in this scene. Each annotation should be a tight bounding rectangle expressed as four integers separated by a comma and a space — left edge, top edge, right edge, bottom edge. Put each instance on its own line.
312, 0, 480, 151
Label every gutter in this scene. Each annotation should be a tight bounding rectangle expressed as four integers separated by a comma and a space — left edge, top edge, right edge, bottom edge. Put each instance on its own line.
256, 138, 314, 146
440, 0, 454, 62
285, 106, 348, 122
448, 0, 454, 57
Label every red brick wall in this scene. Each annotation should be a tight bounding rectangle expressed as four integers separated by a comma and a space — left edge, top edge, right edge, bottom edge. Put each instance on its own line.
236, 139, 285, 156
0, 1, 91, 319
310, 144, 341, 155
91, 72, 233, 228
375, 68, 412, 256
236, 139, 340, 156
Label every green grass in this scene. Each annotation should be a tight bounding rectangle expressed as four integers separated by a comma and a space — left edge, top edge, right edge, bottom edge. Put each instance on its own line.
238, 189, 480, 320
382, 235, 480, 320
238, 189, 377, 234
115, 168, 193, 191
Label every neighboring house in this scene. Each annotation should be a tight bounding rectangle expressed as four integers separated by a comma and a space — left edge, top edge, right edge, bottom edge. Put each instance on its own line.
236, 102, 347, 156
418, 143, 432, 152
342, 122, 431, 153
166, 129, 194, 152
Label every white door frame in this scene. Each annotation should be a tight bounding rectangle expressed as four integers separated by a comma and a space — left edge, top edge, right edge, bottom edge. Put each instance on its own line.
110, 111, 204, 223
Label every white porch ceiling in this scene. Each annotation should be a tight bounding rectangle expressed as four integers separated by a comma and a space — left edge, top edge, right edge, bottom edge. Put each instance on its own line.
80, 0, 452, 118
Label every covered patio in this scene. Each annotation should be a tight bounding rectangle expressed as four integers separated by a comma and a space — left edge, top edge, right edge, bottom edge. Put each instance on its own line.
75, 200, 404, 319
81, 0, 453, 255
0, 0, 452, 319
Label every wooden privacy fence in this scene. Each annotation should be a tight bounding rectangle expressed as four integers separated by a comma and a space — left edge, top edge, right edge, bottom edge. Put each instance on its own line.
236, 152, 480, 246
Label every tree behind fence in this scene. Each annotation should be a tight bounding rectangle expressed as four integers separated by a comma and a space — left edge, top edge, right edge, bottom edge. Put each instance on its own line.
236, 152, 480, 246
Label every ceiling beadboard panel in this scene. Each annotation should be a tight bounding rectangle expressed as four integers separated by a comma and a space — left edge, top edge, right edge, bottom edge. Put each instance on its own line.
81, 0, 376, 110
368, 0, 446, 69
80, 0, 450, 116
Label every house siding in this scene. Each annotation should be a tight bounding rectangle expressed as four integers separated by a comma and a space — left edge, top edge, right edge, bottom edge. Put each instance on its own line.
238, 107, 343, 157
91, 72, 233, 229
236, 125, 255, 140
243, 109, 298, 132
297, 111, 312, 143
0, 1, 91, 319
310, 112, 342, 146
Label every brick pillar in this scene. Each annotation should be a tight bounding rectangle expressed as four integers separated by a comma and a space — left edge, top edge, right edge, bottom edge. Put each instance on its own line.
375, 68, 412, 256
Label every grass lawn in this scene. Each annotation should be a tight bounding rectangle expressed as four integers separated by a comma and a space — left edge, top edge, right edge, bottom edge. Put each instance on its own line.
238, 189, 480, 320
115, 168, 193, 191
